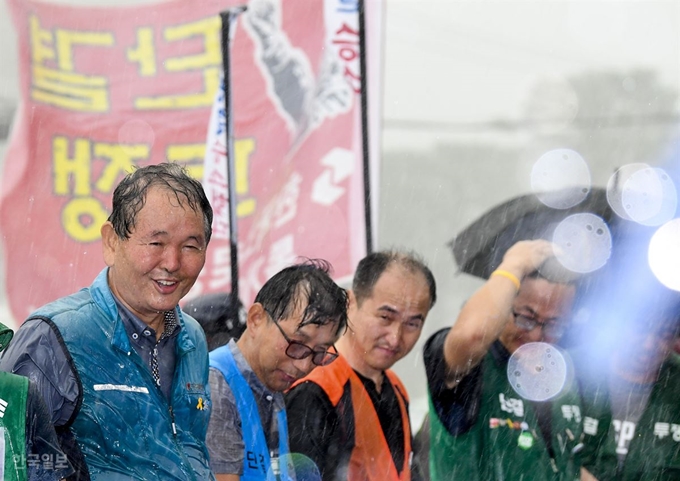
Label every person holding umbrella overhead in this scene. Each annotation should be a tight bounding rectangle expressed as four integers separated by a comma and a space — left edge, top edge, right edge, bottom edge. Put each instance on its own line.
423, 239, 584, 481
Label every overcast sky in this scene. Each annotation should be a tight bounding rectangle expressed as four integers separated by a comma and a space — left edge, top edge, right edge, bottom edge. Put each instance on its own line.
381, 1, 680, 148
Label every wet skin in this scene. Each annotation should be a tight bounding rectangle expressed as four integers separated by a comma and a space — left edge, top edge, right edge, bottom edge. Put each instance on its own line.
340, 265, 432, 386
498, 277, 575, 354
240, 302, 340, 393
101, 185, 207, 336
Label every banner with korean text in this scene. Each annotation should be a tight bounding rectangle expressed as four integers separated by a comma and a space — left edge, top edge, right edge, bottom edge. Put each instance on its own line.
0, 0, 381, 323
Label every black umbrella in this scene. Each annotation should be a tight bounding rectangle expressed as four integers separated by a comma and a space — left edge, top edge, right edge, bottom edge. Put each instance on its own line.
183, 293, 247, 351
449, 187, 616, 279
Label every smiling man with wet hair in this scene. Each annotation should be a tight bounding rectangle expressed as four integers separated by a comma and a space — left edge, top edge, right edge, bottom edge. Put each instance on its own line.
0, 162, 215, 480
206, 259, 348, 481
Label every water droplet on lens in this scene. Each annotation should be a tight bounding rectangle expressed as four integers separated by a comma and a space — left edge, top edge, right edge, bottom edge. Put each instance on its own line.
507, 342, 568, 401
552, 213, 612, 273
531, 149, 591, 209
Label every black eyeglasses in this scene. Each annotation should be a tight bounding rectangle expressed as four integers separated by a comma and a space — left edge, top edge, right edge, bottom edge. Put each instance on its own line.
268, 313, 339, 366
512, 312, 566, 340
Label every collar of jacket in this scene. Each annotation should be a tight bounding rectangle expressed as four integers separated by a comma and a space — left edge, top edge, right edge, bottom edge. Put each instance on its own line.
90, 268, 197, 357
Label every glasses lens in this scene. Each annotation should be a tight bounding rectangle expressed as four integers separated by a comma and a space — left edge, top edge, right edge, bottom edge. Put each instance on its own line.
543, 323, 565, 339
312, 350, 339, 366
514, 314, 538, 331
285, 342, 313, 360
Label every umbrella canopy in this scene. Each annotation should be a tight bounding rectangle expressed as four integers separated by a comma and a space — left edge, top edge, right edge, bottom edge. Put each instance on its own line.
183, 293, 247, 351
449, 187, 616, 279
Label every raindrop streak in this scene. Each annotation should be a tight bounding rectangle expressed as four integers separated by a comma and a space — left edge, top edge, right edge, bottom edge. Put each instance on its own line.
552, 213, 612, 273
507, 342, 568, 402
606, 163, 650, 221
620, 167, 677, 226
648, 219, 680, 292
531, 149, 591, 209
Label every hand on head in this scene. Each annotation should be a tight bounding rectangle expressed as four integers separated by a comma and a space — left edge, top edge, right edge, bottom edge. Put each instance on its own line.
499, 240, 557, 279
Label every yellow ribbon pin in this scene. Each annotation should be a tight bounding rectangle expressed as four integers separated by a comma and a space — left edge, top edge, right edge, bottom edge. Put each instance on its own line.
196, 397, 204, 410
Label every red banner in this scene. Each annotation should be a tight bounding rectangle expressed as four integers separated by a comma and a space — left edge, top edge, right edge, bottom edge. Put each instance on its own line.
0, 0, 380, 323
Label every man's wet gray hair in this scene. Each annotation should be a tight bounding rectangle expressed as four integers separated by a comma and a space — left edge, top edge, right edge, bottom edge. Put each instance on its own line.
108, 162, 213, 244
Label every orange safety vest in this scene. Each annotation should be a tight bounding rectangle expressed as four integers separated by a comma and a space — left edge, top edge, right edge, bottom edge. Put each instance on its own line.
292, 355, 412, 481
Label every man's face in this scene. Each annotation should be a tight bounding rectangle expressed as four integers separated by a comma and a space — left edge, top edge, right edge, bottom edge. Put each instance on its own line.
251, 302, 340, 392
102, 186, 207, 325
618, 321, 678, 377
347, 265, 432, 374
499, 277, 575, 354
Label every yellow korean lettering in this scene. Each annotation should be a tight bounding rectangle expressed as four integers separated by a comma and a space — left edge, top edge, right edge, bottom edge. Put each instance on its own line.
234, 139, 254, 195
135, 67, 220, 110
54, 29, 114, 72
166, 144, 205, 180
29, 15, 55, 65
62, 197, 109, 242
168, 138, 256, 217
234, 139, 256, 217
163, 16, 221, 71
32, 64, 109, 112
127, 28, 156, 77
53, 136, 91, 196
93, 143, 149, 193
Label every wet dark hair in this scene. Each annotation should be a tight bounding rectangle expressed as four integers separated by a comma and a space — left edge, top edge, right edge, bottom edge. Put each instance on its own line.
352, 250, 437, 308
108, 163, 213, 243
254, 259, 349, 336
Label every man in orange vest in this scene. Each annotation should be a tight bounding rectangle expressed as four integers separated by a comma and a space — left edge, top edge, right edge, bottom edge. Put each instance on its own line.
285, 250, 436, 481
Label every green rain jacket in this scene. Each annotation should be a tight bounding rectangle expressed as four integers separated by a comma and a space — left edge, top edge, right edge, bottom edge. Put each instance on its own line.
429, 343, 583, 481
33, 268, 214, 480
579, 353, 680, 480
0, 371, 28, 481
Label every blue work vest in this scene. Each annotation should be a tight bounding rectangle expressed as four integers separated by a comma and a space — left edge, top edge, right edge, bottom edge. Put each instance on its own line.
35, 268, 214, 480
210, 345, 290, 480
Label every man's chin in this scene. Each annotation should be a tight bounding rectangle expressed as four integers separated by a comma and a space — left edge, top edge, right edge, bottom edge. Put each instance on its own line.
371, 352, 403, 371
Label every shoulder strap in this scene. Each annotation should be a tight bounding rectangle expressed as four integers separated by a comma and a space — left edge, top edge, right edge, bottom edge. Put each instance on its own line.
210, 346, 273, 478
26, 316, 84, 429
291, 355, 353, 406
